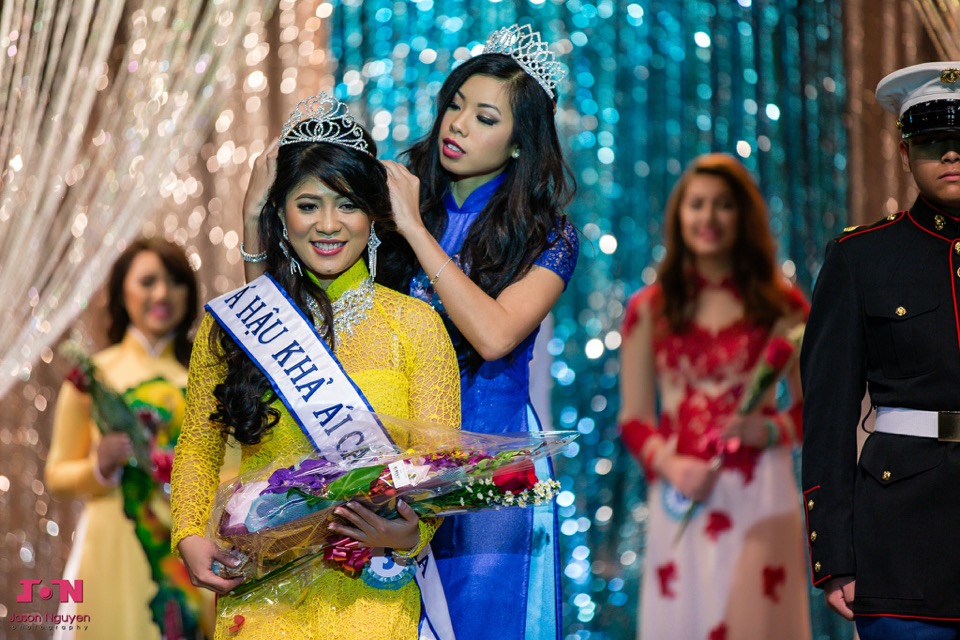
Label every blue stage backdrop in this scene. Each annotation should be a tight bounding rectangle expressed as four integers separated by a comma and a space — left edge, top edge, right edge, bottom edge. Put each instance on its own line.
328, 1, 848, 637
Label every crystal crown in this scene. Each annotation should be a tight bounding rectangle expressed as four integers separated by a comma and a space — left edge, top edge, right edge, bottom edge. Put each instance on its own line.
279, 93, 372, 155
482, 24, 566, 99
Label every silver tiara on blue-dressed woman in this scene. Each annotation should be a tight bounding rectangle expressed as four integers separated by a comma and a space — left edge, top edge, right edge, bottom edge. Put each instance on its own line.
279, 92, 372, 156
482, 24, 566, 99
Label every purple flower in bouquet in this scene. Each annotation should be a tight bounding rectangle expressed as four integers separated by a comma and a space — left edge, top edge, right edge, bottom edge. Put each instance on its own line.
262, 457, 345, 495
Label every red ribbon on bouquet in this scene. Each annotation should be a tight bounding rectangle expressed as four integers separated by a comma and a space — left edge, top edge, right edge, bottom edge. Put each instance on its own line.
323, 537, 371, 572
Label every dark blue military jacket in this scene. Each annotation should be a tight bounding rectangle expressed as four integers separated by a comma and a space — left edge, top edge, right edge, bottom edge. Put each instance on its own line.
801, 195, 960, 619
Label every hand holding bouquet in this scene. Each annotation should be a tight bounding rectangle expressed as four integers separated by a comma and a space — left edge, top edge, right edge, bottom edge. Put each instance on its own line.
208, 414, 575, 595
59, 339, 156, 473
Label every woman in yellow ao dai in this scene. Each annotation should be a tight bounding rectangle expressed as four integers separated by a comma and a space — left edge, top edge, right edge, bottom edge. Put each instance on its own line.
171, 94, 461, 640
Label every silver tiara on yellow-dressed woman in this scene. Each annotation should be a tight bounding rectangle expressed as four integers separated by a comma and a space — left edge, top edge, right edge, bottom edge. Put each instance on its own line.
279, 92, 372, 156
482, 24, 566, 99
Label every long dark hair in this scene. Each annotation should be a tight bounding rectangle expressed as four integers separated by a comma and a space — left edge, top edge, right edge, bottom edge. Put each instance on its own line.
658, 153, 789, 332
106, 237, 198, 366
210, 124, 393, 445
382, 53, 575, 367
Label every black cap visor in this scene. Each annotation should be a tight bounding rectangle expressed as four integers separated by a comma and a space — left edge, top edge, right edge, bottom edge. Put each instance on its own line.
900, 100, 960, 138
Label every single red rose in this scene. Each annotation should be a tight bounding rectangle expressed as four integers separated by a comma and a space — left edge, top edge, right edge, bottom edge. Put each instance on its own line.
492, 465, 538, 494
65, 367, 90, 393
763, 337, 794, 371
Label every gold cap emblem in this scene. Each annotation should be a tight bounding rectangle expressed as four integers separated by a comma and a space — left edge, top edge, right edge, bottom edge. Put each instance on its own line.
936, 214, 946, 230
942, 68, 960, 84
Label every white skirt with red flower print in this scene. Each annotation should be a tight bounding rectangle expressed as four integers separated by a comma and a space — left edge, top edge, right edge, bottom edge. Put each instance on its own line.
638, 447, 811, 640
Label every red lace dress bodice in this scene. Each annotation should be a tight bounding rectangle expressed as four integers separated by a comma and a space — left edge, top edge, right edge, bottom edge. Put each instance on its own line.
654, 315, 771, 482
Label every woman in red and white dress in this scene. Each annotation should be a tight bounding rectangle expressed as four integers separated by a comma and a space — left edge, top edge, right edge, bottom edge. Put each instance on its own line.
618, 153, 811, 640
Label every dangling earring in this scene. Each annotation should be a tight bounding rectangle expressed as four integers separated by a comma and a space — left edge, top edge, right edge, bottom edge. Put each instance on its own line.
367, 222, 381, 280
279, 216, 303, 277
511, 147, 520, 159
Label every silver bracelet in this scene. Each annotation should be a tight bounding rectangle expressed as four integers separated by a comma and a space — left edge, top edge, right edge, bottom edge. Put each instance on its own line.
430, 256, 454, 286
389, 542, 420, 565
239, 242, 267, 263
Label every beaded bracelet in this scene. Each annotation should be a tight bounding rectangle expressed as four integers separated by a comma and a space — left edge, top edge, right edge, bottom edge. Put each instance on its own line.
239, 242, 267, 263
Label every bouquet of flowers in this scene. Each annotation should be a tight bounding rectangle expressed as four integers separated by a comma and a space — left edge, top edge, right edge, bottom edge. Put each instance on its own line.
207, 413, 575, 595
675, 322, 805, 543
59, 339, 154, 470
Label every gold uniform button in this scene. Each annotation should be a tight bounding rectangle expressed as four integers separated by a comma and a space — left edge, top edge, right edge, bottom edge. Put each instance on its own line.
814, 562, 822, 573
810, 531, 818, 542
882, 470, 892, 481
956, 266, 960, 278
807, 499, 814, 511
895, 306, 907, 317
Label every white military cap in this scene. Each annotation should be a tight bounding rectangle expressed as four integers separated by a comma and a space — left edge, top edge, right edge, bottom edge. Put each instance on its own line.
875, 61, 960, 138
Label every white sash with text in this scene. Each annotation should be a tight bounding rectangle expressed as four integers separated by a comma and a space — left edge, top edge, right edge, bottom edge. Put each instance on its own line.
206, 274, 454, 639
205, 274, 394, 460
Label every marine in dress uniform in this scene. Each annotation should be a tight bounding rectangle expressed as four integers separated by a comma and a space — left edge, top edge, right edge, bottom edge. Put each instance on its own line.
801, 62, 960, 639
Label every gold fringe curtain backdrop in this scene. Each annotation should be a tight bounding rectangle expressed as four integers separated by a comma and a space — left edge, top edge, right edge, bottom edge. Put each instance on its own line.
0, 3, 335, 633
915, 0, 960, 58
0, 0, 270, 400
844, 0, 938, 227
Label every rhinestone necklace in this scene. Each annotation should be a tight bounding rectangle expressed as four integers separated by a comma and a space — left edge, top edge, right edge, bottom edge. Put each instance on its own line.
306, 277, 375, 337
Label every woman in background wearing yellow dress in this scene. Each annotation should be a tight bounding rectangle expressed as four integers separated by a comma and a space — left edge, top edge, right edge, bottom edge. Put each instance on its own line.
46, 237, 211, 640
171, 94, 461, 640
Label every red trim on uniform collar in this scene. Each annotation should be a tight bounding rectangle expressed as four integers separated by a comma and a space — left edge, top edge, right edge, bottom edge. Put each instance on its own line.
919, 194, 960, 219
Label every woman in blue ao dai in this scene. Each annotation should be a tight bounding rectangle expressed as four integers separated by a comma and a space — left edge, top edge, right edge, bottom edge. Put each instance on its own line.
381, 28, 579, 640
238, 27, 577, 639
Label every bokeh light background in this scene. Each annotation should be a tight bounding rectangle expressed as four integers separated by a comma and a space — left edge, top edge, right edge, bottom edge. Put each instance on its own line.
329, 0, 848, 636
0, 1, 942, 639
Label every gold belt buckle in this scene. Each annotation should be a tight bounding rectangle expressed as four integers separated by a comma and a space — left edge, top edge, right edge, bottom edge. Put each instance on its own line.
938, 411, 960, 442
